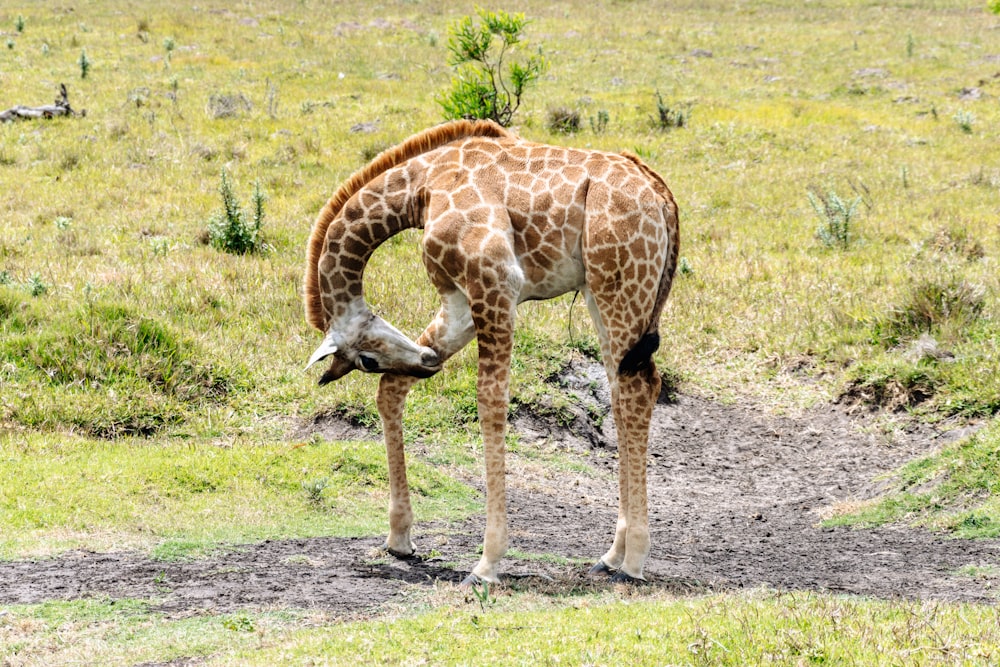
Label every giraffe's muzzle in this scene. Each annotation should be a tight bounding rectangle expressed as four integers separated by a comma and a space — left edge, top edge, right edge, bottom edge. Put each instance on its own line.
306, 316, 443, 385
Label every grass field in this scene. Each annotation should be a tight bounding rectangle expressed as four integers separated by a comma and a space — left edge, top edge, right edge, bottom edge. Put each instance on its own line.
2, 0, 1000, 663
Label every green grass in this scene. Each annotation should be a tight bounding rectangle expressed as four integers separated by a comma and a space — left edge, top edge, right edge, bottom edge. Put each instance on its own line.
826, 419, 1000, 537
2, 0, 1000, 663
218, 589, 1000, 665
0, 598, 311, 666
5, 589, 999, 666
0, 432, 479, 559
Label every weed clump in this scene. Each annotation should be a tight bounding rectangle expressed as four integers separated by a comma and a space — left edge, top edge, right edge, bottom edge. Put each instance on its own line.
78, 50, 90, 79
841, 366, 937, 412
546, 107, 580, 134
928, 227, 985, 262
205, 170, 268, 255
872, 277, 985, 348
954, 109, 975, 134
207, 92, 252, 119
589, 109, 609, 134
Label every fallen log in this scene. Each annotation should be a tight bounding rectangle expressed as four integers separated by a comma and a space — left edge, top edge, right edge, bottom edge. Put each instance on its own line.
0, 84, 84, 122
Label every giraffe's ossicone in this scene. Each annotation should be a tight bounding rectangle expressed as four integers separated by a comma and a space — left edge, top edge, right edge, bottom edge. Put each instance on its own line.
304, 120, 679, 585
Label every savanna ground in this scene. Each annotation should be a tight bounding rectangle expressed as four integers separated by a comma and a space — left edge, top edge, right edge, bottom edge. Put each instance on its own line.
2, 0, 1000, 664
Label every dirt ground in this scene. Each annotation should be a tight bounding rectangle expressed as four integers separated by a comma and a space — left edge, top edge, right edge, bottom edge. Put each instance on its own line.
2, 360, 997, 616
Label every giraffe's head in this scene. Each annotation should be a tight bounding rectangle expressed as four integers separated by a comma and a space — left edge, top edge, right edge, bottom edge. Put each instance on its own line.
305, 310, 442, 385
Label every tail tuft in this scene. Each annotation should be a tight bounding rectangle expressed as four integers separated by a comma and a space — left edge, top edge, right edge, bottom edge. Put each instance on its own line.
618, 332, 660, 375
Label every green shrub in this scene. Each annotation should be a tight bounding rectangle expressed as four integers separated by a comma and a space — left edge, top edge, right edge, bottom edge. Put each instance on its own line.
652, 91, 688, 130
206, 170, 268, 255
436, 8, 546, 127
78, 49, 90, 79
589, 109, 609, 134
808, 186, 861, 249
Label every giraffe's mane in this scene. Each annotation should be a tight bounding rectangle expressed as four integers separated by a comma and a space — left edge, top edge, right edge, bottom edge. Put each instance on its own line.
304, 119, 514, 332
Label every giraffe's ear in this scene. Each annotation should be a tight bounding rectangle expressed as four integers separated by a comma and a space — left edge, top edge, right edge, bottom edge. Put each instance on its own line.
304, 336, 339, 372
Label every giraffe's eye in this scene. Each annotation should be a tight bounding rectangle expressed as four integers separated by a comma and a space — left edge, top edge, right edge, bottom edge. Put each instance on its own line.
358, 354, 379, 372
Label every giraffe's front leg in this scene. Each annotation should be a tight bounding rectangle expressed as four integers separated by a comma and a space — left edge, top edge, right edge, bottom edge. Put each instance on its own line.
378, 293, 476, 560
464, 338, 512, 586
377, 373, 421, 557
463, 287, 516, 586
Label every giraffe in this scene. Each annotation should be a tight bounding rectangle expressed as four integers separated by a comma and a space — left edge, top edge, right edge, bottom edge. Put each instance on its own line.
304, 119, 679, 585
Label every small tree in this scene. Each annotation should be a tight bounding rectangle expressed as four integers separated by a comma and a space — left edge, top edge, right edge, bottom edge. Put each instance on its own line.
437, 8, 546, 127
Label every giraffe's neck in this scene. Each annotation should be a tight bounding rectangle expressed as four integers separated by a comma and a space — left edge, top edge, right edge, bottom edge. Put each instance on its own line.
317, 167, 424, 330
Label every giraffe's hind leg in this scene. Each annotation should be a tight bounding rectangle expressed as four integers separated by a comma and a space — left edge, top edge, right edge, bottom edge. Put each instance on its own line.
586, 347, 660, 582
580, 189, 670, 581
608, 363, 659, 582
582, 290, 660, 581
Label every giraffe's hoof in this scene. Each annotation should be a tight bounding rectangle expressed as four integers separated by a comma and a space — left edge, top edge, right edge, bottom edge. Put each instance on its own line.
588, 560, 615, 577
383, 542, 418, 560
609, 570, 648, 585
459, 573, 482, 588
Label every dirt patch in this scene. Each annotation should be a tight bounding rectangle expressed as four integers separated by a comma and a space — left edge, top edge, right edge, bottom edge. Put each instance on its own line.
1, 360, 996, 616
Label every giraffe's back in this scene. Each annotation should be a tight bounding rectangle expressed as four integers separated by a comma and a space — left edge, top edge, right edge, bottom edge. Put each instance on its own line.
418, 135, 675, 305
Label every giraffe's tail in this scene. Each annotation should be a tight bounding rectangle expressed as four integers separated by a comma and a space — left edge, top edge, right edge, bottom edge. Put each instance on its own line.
617, 152, 680, 376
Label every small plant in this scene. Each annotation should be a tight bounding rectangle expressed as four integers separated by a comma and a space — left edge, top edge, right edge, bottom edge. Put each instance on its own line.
954, 109, 974, 134
26, 274, 47, 297
546, 106, 580, 134
54, 216, 72, 230
653, 91, 688, 130
906, 33, 914, 57
0, 270, 11, 285
631, 145, 657, 161
469, 578, 496, 612
15, 15, 25, 33
436, 8, 546, 127
679, 257, 694, 276
205, 170, 268, 255
265, 78, 279, 118
990, 0, 1000, 15
589, 109, 609, 134
222, 615, 255, 633
5, 38, 13, 50
78, 49, 90, 79
163, 37, 176, 66
808, 186, 861, 249
150, 238, 170, 257
360, 140, 392, 162
302, 477, 329, 505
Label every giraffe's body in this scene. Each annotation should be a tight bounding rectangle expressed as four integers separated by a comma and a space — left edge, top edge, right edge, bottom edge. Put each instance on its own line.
305, 120, 678, 584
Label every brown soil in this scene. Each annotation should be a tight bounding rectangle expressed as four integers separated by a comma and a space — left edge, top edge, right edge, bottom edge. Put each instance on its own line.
1, 360, 996, 617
